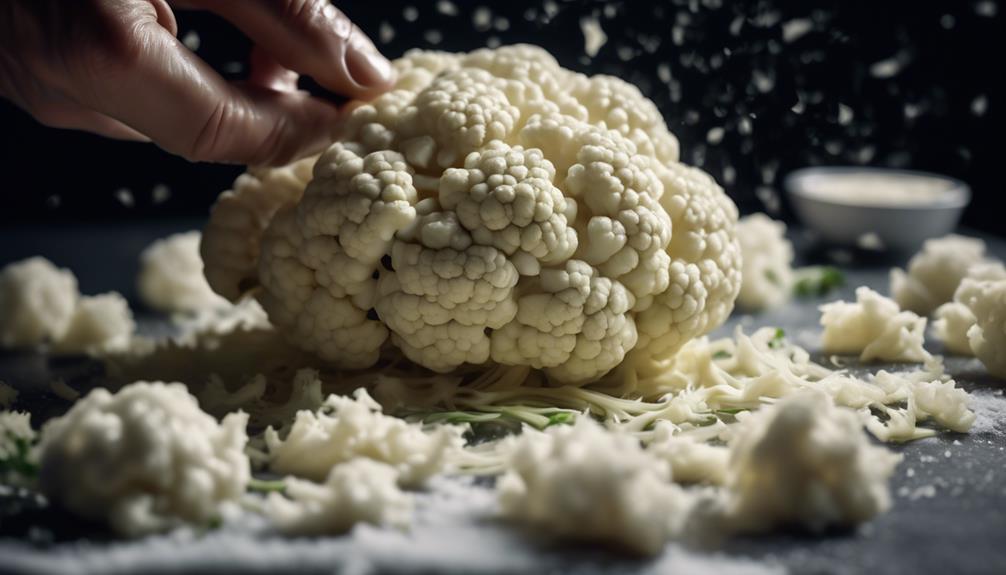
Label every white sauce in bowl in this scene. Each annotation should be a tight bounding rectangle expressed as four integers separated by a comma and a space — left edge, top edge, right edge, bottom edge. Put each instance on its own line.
796, 171, 961, 207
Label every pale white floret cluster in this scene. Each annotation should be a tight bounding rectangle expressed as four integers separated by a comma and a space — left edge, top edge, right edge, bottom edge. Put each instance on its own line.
202, 45, 742, 385
36, 382, 250, 536
265, 388, 464, 487
819, 286, 930, 363
890, 234, 993, 316
0, 257, 135, 355
137, 231, 229, 314
735, 213, 794, 311
951, 278, 1006, 379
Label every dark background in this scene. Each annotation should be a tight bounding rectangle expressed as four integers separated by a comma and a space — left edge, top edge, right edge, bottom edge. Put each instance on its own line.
1, 0, 1001, 234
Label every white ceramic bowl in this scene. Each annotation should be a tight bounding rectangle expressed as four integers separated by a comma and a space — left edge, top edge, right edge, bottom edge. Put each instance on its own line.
784, 167, 971, 254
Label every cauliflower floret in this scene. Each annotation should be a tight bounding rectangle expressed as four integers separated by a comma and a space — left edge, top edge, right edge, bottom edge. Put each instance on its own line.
265, 458, 412, 535
932, 262, 1006, 355
820, 286, 931, 363
138, 231, 229, 314
50, 293, 135, 355
203, 45, 741, 385
647, 425, 729, 485
264, 388, 463, 487
889, 234, 991, 315
37, 382, 250, 536
498, 419, 695, 555
734, 213, 794, 311
0, 257, 78, 347
724, 392, 901, 533
201, 156, 316, 301
956, 279, 1006, 379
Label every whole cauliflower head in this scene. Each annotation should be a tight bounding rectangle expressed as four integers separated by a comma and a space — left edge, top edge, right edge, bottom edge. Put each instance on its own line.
202, 45, 741, 385
37, 382, 250, 536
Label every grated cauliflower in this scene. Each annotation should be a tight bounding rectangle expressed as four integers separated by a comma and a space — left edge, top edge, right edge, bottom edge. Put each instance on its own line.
735, 213, 794, 311
265, 388, 464, 487
724, 392, 901, 533
137, 231, 229, 314
889, 234, 993, 316
497, 418, 696, 555
0, 257, 78, 347
37, 382, 250, 536
202, 44, 741, 385
820, 286, 931, 363
265, 458, 412, 535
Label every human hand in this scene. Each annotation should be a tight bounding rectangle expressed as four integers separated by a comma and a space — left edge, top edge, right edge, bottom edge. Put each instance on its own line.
0, 0, 395, 165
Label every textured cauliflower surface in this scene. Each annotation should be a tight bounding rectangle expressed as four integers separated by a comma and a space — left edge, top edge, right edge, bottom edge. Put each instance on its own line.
138, 231, 229, 314
820, 286, 931, 363
889, 234, 992, 316
50, 293, 135, 355
725, 392, 901, 533
265, 388, 463, 486
955, 279, 1006, 379
202, 45, 741, 385
735, 213, 793, 311
265, 458, 412, 535
497, 418, 695, 555
37, 382, 250, 536
0, 257, 78, 348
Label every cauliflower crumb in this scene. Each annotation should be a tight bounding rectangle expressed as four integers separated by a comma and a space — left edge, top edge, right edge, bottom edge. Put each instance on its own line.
735, 213, 794, 311
265, 388, 463, 487
0, 257, 78, 347
265, 458, 412, 535
724, 392, 901, 533
50, 292, 135, 355
37, 382, 250, 536
820, 286, 931, 363
890, 234, 993, 316
647, 426, 729, 485
137, 231, 229, 314
498, 419, 695, 555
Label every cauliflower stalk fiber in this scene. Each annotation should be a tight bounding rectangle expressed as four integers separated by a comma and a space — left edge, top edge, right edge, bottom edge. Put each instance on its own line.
202, 45, 741, 386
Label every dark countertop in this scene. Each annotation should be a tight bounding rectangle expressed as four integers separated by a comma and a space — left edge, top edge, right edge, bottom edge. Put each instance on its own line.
1, 220, 1005, 575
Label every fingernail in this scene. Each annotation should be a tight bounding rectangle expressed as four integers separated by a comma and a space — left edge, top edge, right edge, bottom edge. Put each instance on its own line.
345, 44, 394, 89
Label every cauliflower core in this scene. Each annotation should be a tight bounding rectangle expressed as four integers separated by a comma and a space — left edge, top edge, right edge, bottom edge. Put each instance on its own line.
37, 382, 250, 536
202, 45, 741, 385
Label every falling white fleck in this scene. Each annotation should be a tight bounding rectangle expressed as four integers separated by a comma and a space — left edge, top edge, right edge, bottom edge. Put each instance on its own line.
825, 140, 843, 155
941, 14, 956, 29
45, 195, 61, 208
543, 0, 559, 19
436, 0, 458, 16
855, 146, 876, 164
722, 165, 736, 185
486, 36, 501, 49
151, 184, 171, 205
616, 45, 634, 61
181, 30, 201, 52
493, 16, 510, 31
738, 116, 753, 135
379, 21, 395, 44
975, 1, 998, 17
782, 18, 813, 43
424, 29, 443, 45
672, 26, 685, 46
751, 10, 782, 28
114, 188, 134, 208
903, 103, 922, 119
403, 6, 419, 22
869, 55, 904, 79
729, 15, 745, 36
838, 103, 854, 125
472, 6, 492, 31
752, 70, 775, 93
756, 186, 782, 214
222, 61, 243, 74
971, 94, 988, 116
657, 63, 672, 83
706, 126, 725, 145
579, 15, 607, 57
603, 4, 617, 18
857, 233, 884, 251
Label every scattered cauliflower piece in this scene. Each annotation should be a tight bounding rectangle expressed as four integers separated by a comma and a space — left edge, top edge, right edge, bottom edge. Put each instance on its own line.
956, 279, 1006, 379
202, 44, 742, 386
1, 411, 35, 484
37, 382, 250, 536
932, 263, 1006, 356
50, 293, 135, 355
725, 392, 901, 533
647, 425, 729, 485
820, 286, 931, 363
0, 257, 78, 347
265, 388, 463, 487
498, 418, 695, 555
889, 234, 992, 315
137, 231, 229, 314
265, 458, 412, 535
735, 213, 793, 311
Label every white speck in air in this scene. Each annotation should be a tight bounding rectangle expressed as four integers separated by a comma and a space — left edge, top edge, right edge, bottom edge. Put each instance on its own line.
706, 126, 725, 145
436, 0, 458, 16
181, 30, 201, 52
657, 63, 672, 83
493, 16, 510, 31
579, 15, 608, 57
151, 184, 171, 205
975, 1, 998, 17
424, 29, 443, 45
869, 55, 904, 79
403, 6, 419, 22
379, 21, 395, 44
115, 188, 134, 208
472, 6, 492, 31
782, 18, 813, 43
971, 94, 988, 116
838, 103, 854, 125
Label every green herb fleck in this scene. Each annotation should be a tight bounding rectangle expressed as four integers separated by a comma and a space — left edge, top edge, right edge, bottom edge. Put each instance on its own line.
423, 411, 502, 425
793, 266, 845, 297
764, 269, 781, 286
768, 328, 786, 349
712, 350, 732, 360
247, 478, 287, 494
546, 412, 576, 427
